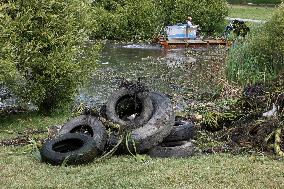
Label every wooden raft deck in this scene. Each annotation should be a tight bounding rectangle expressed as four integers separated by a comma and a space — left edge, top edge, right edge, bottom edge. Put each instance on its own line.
159, 39, 231, 49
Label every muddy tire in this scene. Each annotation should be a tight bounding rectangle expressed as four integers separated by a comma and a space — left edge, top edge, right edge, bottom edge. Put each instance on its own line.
59, 115, 107, 153
40, 133, 99, 165
147, 141, 195, 158
163, 121, 195, 142
123, 92, 175, 153
105, 88, 153, 130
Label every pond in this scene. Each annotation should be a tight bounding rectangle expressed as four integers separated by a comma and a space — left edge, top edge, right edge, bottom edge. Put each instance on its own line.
76, 42, 228, 112
0, 42, 227, 112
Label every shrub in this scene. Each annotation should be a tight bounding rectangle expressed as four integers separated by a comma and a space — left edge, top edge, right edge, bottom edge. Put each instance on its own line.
168, 0, 229, 34
0, 0, 98, 113
92, 0, 164, 40
92, 0, 229, 40
226, 3, 284, 85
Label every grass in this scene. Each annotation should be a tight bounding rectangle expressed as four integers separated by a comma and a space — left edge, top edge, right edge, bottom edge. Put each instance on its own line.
1, 147, 284, 188
228, 5, 276, 20
0, 112, 70, 140
1, 113, 284, 188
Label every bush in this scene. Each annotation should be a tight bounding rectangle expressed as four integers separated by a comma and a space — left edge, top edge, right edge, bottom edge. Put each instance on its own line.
0, 0, 98, 113
92, 0, 229, 40
92, 0, 164, 40
226, 3, 284, 85
168, 0, 229, 34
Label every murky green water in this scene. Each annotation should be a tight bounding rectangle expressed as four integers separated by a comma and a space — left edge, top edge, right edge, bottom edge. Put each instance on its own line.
76, 42, 227, 111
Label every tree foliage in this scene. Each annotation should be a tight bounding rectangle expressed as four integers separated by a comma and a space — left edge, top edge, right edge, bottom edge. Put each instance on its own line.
92, 0, 229, 40
0, 0, 98, 113
168, 0, 229, 33
92, 0, 165, 40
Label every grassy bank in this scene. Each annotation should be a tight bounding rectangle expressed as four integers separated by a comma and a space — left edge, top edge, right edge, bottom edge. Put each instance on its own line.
1, 148, 284, 188
228, 5, 276, 20
1, 110, 284, 188
0, 112, 70, 141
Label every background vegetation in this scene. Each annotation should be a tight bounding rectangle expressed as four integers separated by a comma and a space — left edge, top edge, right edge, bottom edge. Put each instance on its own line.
228, 5, 275, 20
0, 0, 98, 113
92, 0, 164, 40
92, 0, 229, 40
226, 4, 284, 85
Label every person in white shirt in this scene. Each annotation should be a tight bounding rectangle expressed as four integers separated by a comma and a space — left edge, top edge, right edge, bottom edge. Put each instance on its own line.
186, 16, 193, 38
187, 16, 193, 26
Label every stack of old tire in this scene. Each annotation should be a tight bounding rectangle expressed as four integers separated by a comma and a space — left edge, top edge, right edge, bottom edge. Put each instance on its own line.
40, 84, 196, 165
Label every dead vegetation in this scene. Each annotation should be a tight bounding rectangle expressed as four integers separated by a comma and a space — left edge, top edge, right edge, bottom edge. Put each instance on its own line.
188, 73, 284, 157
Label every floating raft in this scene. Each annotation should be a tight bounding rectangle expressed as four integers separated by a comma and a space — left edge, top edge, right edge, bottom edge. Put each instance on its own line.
159, 38, 231, 49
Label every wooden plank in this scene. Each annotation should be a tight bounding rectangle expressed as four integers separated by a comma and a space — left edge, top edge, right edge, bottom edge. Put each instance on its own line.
159, 38, 231, 49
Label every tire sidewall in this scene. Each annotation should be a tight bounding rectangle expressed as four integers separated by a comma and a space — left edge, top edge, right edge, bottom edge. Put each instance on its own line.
40, 133, 99, 165
105, 88, 153, 129
59, 115, 107, 153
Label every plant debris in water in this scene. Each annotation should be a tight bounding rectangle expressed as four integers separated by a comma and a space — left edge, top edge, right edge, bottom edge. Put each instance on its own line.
119, 78, 149, 94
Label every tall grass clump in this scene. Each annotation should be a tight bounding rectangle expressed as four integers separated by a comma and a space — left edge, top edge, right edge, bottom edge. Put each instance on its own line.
226, 3, 284, 85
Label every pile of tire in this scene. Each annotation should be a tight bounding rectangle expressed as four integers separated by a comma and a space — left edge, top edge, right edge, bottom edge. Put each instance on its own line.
40, 87, 196, 166
40, 115, 107, 165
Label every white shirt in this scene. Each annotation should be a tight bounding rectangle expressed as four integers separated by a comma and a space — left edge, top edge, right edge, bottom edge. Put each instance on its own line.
187, 20, 192, 26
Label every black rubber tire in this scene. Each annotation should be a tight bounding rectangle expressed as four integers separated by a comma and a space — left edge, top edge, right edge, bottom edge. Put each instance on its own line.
40, 133, 99, 165
122, 92, 175, 153
59, 115, 107, 154
163, 121, 195, 142
105, 88, 154, 130
147, 141, 195, 158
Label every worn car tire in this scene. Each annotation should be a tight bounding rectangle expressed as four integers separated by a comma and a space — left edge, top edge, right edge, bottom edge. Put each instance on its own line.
105, 88, 154, 130
40, 133, 99, 165
163, 121, 195, 142
59, 115, 107, 153
122, 92, 175, 153
147, 141, 195, 158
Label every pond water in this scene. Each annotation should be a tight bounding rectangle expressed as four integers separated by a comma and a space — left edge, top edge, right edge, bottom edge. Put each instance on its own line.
0, 42, 227, 112
76, 42, 227, 112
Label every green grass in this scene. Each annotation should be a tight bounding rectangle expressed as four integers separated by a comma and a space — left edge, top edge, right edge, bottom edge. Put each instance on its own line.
1, 113, 284, 188
228, 5, 276, 20
1, 148, 284, 188
0, 112, 70, 140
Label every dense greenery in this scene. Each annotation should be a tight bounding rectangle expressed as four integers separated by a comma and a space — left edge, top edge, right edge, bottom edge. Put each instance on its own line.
227, 0, 282, 4
0, 0, 98, 113
92, 0, 229, 40
92, 0, 164, 40
169, 0, 229, 33
226, 3, 284, 85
